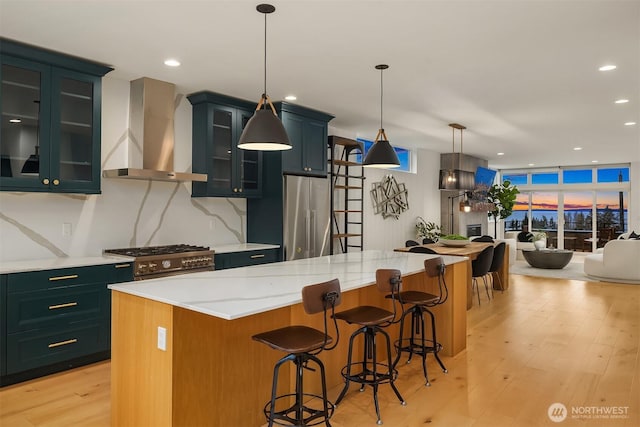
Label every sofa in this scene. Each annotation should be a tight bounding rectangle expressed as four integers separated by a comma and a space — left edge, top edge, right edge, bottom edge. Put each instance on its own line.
583, 239, 640, 284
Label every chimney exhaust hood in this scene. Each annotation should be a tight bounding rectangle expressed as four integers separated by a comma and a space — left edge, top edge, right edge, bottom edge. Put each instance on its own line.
103, 77, 207, 182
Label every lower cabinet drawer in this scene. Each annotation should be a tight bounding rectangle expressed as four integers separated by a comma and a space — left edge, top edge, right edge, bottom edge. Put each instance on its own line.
6, 321, 110, 374
7, 285, 109, 333
215, 249, 279, 270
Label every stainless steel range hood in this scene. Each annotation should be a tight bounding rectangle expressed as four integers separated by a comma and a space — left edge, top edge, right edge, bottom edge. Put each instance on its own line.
103, 77, 207, 182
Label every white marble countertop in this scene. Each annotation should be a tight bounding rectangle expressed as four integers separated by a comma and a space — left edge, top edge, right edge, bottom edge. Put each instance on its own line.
108, 250, 466, 321
0, 255, 135, 275
212, 243, 280, 254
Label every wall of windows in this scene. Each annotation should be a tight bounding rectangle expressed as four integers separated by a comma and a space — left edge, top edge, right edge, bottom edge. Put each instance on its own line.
501, 165, 630, 251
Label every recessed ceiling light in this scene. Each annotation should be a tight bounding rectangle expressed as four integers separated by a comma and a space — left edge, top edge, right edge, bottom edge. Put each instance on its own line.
614, 99, 629, 104
284, 95, 297, 101
599, 65, 617, 71
9, 118, 21, 123
624, 121, 636, 126
573, 147, 582, 151
528, 163, 535, 167
497, 152, 504, 156
591, 160, 599, 163
164, 59, 181, 67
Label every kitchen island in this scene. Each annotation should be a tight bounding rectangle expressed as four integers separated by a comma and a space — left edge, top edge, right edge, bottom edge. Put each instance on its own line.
109, 250, 468, 427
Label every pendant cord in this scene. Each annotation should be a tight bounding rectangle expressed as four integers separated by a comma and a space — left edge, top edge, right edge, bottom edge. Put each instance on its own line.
380, 67, 384, 130
263, 12, 267, 107
451, 126, 455, 170
460, 128, 463, 155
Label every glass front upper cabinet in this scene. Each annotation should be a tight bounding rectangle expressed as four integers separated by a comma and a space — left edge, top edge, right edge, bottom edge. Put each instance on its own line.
0, 39, 112, 193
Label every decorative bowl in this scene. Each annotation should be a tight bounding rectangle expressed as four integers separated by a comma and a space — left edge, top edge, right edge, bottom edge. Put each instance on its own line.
439, 238, 470, 247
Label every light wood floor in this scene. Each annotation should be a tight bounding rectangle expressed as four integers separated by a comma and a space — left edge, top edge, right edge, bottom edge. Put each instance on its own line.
1, 275, 638, 427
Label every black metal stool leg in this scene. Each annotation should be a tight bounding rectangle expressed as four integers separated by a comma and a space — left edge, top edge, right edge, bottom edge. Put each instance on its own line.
417, 306, 430, 386
425, 308, 448, 374
381, 327, 406, 405
335, 328, 360, 406
392, 309, 409, 369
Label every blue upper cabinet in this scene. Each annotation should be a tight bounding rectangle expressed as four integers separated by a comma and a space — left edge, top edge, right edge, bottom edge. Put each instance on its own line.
188, 91, 263, 198
0, 39, 112, 194
276, 102, 334, 177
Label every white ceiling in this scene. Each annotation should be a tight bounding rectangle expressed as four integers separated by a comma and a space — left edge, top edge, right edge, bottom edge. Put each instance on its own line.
1, 0, 639, 170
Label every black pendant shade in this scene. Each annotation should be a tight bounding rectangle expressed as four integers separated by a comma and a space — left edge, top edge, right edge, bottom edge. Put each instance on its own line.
363, 137, 400, 168
21, 153, 40, 174
362, 64, 400, 168
237, 4, 291, 151
237, 108, 291, 151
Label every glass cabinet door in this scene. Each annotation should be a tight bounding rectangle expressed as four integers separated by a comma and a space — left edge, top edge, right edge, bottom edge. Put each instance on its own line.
210, 106, 234, 194
0, 59, 51, 189
50, 68, 100, 191
237, 109, 261, 196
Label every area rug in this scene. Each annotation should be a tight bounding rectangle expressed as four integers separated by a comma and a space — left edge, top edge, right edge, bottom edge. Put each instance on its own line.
510, 259, 598, 282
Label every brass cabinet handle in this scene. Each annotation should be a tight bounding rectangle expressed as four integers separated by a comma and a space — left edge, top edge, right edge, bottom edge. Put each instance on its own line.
53, 179, 60, 185
250, 254, 265, 259
233, 188, 238, 193
48, 338, 77, 348
49, 274, 78, 281
43, 178, 50, 185
114, 263, 131, 269
49, 302, 78, 310
239, 188, 243, 193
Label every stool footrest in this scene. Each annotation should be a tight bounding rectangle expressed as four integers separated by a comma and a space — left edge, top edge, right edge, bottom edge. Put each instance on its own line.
395, 338, 443, 356
264, 393, 335, 427
341, 363, 398, 385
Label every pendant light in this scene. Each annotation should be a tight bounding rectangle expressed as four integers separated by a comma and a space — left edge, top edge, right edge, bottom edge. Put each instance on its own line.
438, 122, 474, 190
237, 4, 291, 151
363, 64, 400, 168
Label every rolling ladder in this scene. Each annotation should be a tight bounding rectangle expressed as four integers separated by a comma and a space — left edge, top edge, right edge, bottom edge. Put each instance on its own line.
329, 136, 364, 254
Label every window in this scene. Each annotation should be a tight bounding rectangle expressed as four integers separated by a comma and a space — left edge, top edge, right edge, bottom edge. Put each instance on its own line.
356, 138, 411, 172
597, 167, 629, 183
502, 173, 527, 185
563, 169, 592, 184
532, 172, 558, 185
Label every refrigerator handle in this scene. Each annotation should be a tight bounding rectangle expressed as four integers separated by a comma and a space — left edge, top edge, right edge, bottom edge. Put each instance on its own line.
310, 210, 316, 257
305, 212, 311, 258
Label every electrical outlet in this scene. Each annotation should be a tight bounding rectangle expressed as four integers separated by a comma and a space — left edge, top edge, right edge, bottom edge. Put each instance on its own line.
62, 222, 72, 237
157, 326, 167, 351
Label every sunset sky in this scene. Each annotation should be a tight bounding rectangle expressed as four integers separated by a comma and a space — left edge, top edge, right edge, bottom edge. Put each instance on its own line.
513, 192, 628, 211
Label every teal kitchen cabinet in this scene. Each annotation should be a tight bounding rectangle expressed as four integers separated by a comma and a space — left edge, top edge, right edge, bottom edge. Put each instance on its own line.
214, 248, 279, 270
0, 261, 133, 386
0, 39, 112, 194
188, 91, 262, 198
276, 102, 334, 177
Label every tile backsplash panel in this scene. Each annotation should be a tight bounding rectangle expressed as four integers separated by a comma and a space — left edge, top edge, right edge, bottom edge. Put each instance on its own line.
0, 77, 245, 262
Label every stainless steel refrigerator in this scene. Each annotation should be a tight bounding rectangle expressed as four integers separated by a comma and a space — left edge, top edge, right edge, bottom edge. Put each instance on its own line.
284, 175, 331, 261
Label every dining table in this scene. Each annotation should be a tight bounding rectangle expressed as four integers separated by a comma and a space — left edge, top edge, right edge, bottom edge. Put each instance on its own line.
394, 241, 510, 309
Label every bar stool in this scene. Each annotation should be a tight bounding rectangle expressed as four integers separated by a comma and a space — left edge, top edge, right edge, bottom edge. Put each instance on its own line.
252, 278, 342, 427
392, 257, 448, 386
333, 269, 405, 425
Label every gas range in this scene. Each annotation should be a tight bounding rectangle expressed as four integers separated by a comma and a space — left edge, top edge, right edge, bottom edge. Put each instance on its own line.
104, 244, 214, 280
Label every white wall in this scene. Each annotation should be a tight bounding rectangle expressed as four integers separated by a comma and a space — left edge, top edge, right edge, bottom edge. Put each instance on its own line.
0, 76, 246, 262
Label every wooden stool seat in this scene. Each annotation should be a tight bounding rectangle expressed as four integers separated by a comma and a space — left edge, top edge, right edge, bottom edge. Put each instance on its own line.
333, 306, 394, 326
253, 325, 332, 354
397, 290, 438, 305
